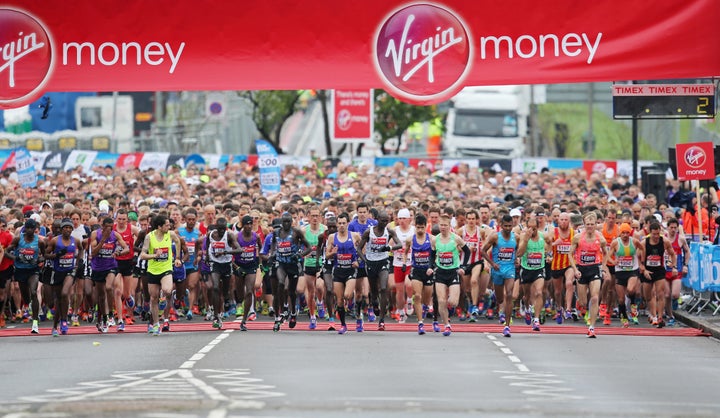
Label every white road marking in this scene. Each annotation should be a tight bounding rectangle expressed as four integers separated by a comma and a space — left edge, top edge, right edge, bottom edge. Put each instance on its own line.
508, 356, 521, 363
500, 347, 513, 354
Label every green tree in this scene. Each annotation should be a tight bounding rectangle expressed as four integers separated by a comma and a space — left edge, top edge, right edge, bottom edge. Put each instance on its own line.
374, 90, 439, 155
240, 90, 301, 154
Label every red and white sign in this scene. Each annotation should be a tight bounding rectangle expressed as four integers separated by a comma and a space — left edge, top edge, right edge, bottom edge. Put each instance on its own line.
676, 142, 715, 181
331, 89, 374, 143
0, 1, 719, 108
582, 160, 617, 178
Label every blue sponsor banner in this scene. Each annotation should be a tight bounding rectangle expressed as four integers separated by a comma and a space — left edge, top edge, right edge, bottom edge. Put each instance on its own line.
255, 139, 281, 196
547, 159, 583, 171
16, 147, 37, 188
374, 157, 408, 167
686, 242, 720, 292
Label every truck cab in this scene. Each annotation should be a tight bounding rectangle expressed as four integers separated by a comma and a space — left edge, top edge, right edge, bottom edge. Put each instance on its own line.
444, 85, 531, 158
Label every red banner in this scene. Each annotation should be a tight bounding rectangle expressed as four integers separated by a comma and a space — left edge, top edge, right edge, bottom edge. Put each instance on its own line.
676, 142, 715, 181
332, 89, 374, 142
0, 0, 719, 108
582, 160, 617, 178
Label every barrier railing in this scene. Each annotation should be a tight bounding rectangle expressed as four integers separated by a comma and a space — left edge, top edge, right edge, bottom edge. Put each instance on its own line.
684, 242, 720, 315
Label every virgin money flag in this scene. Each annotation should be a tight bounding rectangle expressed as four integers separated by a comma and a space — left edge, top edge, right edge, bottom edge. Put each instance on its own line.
15, 147, 37, 188
582, 160, 617, 178
676, 142, 715, 181
255, 139, 281, 196
138, 152, 170, 172
0, 1, 719, 108
332, 90, 373, 142
0, 149, 16, 172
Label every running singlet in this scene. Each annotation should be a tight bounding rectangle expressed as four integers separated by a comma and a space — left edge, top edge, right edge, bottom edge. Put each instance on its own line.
91, 230, 118, 271
435, 234, 460, 270
275, 232, 299, 264
366, 227, 390, 262
236, 232, 259, 265
303, 225, 326, 268
551, 227, 574, 270
667, 234, 684, 271
114, 225, 134, 261
393, 226, 415, 267
208, 231, 233, 264
644, 237, 666, 273
602, 223, 619, 266
411, 234, 432, 269
333, 233, 357, 270
462, 226, 483, 264
148, 231, 173, 275
575, 232, 603, 266
614, 238, 638, 272
15, 234, 39, 269
53, 237, 77, 272
520, 233, 545, 270
178, 226, 200, 270
492, 232, 517, 269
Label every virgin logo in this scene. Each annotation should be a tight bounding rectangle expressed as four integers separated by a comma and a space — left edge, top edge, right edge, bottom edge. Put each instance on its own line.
0, 8, 53, 109
337, 109, 352, 131
685, 146, 706, 168
374, 4, 471, 105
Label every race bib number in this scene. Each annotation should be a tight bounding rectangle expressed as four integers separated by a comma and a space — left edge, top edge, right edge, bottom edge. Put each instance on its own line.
616, 256, 633, 269
59, 253, 75, 268
556, 244, 571, 254
580, 251, 596, 264
413, 251, 430, 266
336, 253, 353, 267
155, 247, 169, 261
646, 255, 662, 267
498, 247, 514, 261
19, 248, 36, 263
438, 252, 454, 267
99, 242, 115, 258
527, 252, 542, 266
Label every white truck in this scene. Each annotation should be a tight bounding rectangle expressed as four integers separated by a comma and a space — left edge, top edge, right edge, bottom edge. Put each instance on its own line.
444, 85, 543, 158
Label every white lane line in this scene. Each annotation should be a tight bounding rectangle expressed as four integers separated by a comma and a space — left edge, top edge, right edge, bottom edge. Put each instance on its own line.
207, 408, 227, 418
486, 334, 530, 372
508, 356, 521, 363
184, 329, 234, 368
500, 348, 513, 354
492, 341, 505, 347
177, 369, 229, 402
516, 364, 530, 372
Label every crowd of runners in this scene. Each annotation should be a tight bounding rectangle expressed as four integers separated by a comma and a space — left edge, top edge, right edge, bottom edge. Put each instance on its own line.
0, 159, 712, 338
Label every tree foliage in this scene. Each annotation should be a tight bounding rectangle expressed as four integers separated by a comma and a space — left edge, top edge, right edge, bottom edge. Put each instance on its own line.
374, 90, 438, 155
239, 90, 301, 154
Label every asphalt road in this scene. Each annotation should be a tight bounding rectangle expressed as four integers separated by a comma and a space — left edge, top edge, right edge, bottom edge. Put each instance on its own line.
2, 318, 720, 418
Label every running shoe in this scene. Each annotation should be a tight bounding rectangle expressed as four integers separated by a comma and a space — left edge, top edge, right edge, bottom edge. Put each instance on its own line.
657, 319, 665, 328
587, 327, 596, 338
71, 314, 80, 327
524, 310, 532, 325
51, 328, 59, 337
571, 309, 578, 321
667, 317, 676, 327
107, 317, 116, 327
327, 318, 336, 331
147, 323, 153, 333
498, 313, 506, 325
378, 320, 385, 331
158, 297, 167, 315
0, 314, 4, 328
31, 320, 39, 334
152, 323, 161, 336
60, 320, 68, 335
603, 315, 611, 326
398, 313, 406, 324
240, 322, 248, 331
212, 318, 221, 329
117, 321, 125, 332
418, 323, 425, 335
471, 305, 480, 317
486, 308, 495, 320
630, 304, 638, 319
651, 317, 659, 326
102, 322, 109, 333
442, 325, 452, 336
126, 295, 135, 308
248, 312, 257, 321
273, 320, 281, 332
356, 318, 364, 332
289, 314, 297, 329
169, 311, 178, 322
309, 317, 317, 330
564, 310, 573, 321
125, 316, 135, 325
532, 318, 540, 332
338, 325, 347, 335
368, 308, 376, 322
631, 316, 639, 325
229, 303, 237, 316
555, 308, 564, 325
192, 305, 201, 315
162, 319, 170, 332
317, 302, 326, 319
621, 318, 629, 328
186, 311, 193, 321
502, 326, 511, 338
432, 321, 440, 333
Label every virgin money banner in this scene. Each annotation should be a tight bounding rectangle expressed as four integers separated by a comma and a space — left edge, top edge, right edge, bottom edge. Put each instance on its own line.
676, 142, 715, 181
332, 89, 374, 143
0, 1, 719, 108
15, 147, 36, 188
